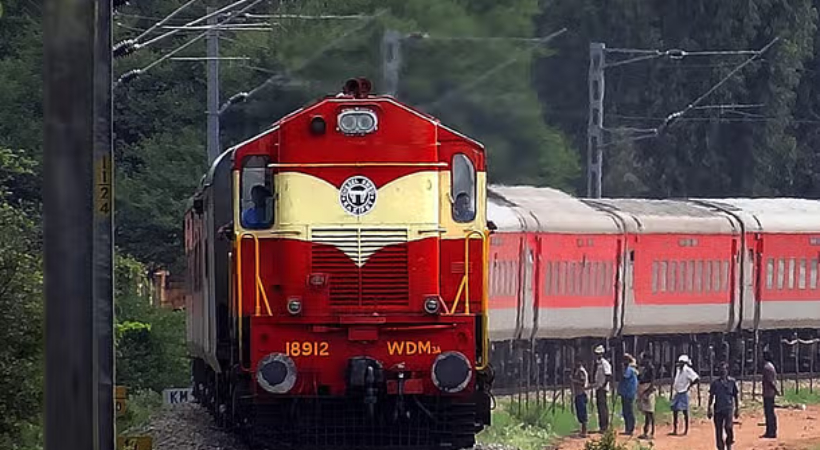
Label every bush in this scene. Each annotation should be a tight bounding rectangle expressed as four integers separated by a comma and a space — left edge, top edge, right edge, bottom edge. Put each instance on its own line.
116, 389, 163, 433
115, 255, 189, 393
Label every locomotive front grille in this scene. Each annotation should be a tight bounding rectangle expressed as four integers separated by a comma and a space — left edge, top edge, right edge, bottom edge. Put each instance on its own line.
311, 228, 409, 307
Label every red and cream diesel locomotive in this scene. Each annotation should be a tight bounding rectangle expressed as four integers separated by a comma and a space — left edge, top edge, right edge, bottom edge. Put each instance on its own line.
185, 79, 492, 448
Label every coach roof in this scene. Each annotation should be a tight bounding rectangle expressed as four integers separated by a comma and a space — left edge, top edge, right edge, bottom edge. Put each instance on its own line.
697, 198, 820, 233
583, 198, 739, 234
488, 185, 622, 234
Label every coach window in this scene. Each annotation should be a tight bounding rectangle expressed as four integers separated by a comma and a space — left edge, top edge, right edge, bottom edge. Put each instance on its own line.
559, 261, 568, 295
788, 258, 796, 290
451, 154, 476, 223
777, 259, 785, 290
543, 261, 552, 296
704, 262, 712, 293
668, 261, 677, 293
651, 261, 658, 294
811, 259, 818, 290
799, 259, 807, 290
766, 258, 775, 290
240, 155, 273, 229
659, 261, 668, 292
686, 261, 695, 292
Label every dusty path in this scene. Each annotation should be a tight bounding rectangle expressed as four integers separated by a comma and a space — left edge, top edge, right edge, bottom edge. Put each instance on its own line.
555, 405, 820, 450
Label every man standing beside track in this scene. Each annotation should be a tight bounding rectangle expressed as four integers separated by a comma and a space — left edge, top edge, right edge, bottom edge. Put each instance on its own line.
708, 362, 739, 450
637, 353, 656, 440
592, 345, 612, 433
618, 354, 638, 436
761, 350, 779, 439
671, 354, 699, 435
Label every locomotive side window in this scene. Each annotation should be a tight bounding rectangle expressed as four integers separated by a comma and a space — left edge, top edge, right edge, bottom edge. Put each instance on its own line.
240, 155, 273, 229
451, 154, 476, 222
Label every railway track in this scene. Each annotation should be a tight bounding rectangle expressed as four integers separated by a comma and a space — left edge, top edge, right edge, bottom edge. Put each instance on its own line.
129, 402, 517, 450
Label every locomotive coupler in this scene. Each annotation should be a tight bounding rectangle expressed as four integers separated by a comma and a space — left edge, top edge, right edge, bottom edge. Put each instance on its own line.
394, 370, 409, 421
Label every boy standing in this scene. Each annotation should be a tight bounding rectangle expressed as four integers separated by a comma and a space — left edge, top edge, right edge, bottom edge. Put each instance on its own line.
571, 359, 590, 436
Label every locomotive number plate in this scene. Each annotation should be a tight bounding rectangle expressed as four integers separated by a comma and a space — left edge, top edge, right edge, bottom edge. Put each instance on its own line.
285, 341, 330, 357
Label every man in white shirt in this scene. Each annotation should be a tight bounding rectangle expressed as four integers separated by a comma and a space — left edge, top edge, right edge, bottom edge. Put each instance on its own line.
592, 345, 612, 432
671, 354, 700, 435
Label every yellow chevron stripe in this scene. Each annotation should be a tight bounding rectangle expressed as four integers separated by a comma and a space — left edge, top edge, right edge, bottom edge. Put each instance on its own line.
232, 171, 487, 246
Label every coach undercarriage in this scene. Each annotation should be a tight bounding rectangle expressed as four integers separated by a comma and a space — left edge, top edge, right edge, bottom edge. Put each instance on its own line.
491, 329, 820, 394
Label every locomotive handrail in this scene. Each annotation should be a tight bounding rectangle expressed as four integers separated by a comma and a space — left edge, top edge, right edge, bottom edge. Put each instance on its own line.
448, 229, 490, 370
236, 232, 273, 319
451, 230, 487, 315
476, 228, 491, 372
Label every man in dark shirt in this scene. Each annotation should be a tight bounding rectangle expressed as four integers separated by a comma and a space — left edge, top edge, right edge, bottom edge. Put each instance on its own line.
637, 353, 656, 439
761, 350, 780, 438
708, 362, 739, 450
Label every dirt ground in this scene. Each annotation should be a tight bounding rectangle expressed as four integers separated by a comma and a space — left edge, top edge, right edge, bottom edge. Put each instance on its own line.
555, 405, 820, 450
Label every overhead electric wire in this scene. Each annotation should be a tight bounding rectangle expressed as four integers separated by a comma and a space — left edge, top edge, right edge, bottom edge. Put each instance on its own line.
134, 0, 201, 42
657, 37, 780, 133
219, 9, 387, 113
116, 0, 266, 86
114, 12, 193, 22
138, 0, 254, 48
610, 114, 820, 125
116, 34, 206, 86
598, 38, 780, 147
244, 13, 369, 20
421, 28, 567, 111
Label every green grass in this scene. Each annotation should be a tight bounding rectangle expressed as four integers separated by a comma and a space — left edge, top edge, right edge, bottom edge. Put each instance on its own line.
781, 386, 820, 406
477, 409, 555, 450
478, 392, 693, 450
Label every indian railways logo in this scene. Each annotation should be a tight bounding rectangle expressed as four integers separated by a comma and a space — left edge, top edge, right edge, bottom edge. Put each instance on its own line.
339, 176, 377, 216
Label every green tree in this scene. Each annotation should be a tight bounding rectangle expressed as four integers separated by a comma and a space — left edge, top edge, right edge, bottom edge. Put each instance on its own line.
535, 0, 817, 198
0, 148, 42, 449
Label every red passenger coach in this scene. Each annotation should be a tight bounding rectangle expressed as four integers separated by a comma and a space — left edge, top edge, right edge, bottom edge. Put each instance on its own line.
485, 187, 820, 390
185, 79, 492, 449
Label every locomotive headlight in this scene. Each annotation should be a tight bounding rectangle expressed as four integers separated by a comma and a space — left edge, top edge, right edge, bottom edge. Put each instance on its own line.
339, 113, 358, 133
257, 353, 297, 394
423, 296, 441, 314
431, 351, 472, 393
356, 113, 375, 131
337, 109, 378, 135
287, 297, 302, 315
